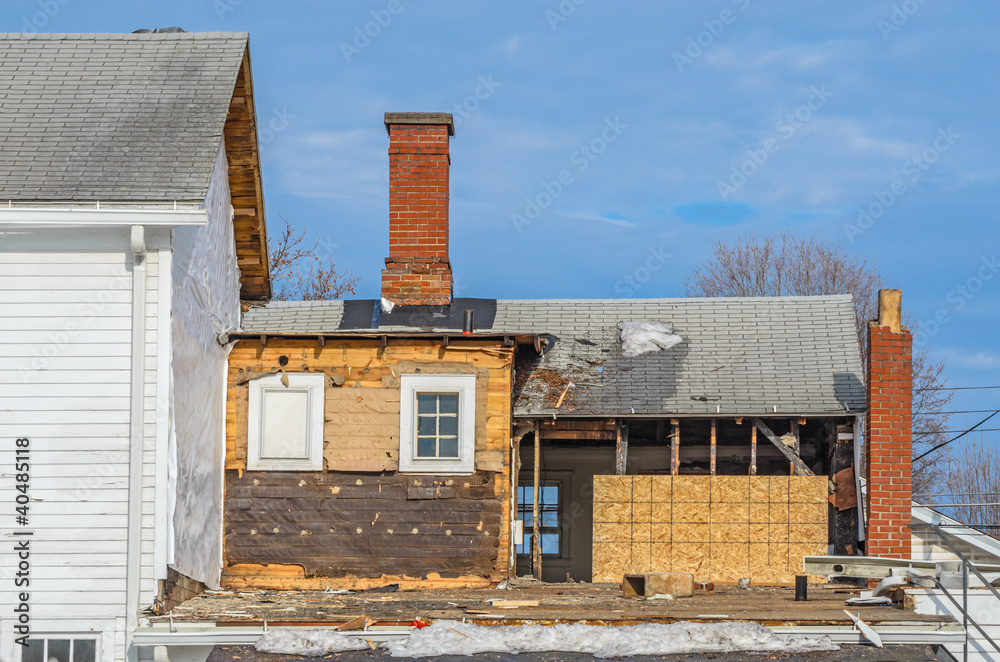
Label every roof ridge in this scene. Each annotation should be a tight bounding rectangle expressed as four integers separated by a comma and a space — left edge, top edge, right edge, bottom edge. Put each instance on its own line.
0, 32, 248, 40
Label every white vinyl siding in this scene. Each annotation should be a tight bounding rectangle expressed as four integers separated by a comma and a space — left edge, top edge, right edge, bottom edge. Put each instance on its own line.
0, 231, 162, 662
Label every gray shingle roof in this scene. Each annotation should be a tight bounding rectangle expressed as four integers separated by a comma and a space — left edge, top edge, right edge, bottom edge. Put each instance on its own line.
0, 32, 248, 202
242, 296, 867, 418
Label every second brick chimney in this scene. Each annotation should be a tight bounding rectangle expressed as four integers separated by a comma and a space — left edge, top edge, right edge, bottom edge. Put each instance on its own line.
864, 288, 913, 558
381, 112, 455, 306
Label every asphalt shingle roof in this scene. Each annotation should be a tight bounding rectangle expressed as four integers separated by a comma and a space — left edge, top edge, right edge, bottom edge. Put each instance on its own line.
243, 296, 867, 418
0, 32, 248, 202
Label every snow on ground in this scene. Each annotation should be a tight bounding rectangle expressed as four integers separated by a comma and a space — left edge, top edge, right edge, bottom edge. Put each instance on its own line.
255, 629, 370, 656
620, 321, 682, 357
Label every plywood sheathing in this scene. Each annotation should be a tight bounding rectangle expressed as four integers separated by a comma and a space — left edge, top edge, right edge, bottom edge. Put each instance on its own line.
223, 338, 514, 588
593, 475, 827, 584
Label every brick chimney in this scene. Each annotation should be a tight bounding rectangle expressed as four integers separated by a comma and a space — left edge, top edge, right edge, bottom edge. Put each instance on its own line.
380, 112, 455, 306
864, 288, 913, 558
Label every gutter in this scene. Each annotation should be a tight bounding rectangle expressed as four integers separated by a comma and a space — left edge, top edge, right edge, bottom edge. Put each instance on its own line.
0, 206, 207, 228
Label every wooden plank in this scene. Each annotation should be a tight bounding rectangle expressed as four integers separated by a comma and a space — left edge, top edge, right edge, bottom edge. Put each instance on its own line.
751, 419, 813, 476
532, 420, 541, 580
615, 421, 628, 475
671, 418, 680, 475
750, 425, 757, 476
710, 419, 717, 475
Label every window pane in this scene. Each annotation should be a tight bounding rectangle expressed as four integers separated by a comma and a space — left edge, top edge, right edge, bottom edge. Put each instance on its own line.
541, 511, 559, 527
416, 393, 437, 414
438, 436, 459, 458
73, 640, 96, 662
47, 640, 71, 662
541, 533, 560, 555
439, 415, 458, 436
416, 437, 436, 458
22, 640, 44, 662
260, 389, 309, 459
438, 393, 459, 414
518, 486, 532, 505
417, 416, 436, 435
542, 485, 558, 505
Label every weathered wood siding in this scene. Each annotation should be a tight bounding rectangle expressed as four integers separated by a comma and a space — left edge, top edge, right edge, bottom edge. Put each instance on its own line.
225, 470, 501, 579
223, 338, 513, 587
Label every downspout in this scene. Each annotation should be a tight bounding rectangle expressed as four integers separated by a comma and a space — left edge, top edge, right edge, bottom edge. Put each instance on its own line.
127, 225, 147, 658
854, 414, 866, 546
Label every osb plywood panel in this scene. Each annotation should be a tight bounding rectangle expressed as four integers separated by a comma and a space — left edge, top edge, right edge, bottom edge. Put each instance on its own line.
593, 475, 828, 584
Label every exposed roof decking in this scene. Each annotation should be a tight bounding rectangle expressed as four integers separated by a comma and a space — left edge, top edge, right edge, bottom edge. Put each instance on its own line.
242, 295, 867, 418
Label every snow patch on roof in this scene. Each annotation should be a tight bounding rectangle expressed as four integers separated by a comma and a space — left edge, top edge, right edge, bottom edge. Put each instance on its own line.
620, 320, 682, 357
383, 620, 838, 657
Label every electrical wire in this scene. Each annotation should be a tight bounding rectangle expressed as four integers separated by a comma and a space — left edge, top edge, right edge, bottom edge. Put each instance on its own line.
913, 409, 1000, 416
916, 385, 1000, 391
912, 410, 1000, 463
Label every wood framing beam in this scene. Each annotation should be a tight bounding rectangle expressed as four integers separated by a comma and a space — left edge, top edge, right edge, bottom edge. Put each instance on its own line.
710, 419, 717, 475
532, 420, 541, 580
615, 420, 628, 475
671, 418, 679, 475
752, 418, 813, 476
750, 425, 757, 475
791, 419, 801, 476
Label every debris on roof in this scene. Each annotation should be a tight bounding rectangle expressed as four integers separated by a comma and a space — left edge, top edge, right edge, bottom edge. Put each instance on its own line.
620, 320, 682, 357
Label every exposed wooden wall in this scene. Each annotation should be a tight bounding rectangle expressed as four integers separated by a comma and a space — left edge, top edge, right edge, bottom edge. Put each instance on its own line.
593, 476, 828, 584
223, 337, 513, 588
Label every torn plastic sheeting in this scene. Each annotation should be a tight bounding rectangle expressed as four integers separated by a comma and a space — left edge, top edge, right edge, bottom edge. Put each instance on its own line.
383, 621, 838, 657
620, 321, 682, 357
168, 141, 241, 588
256, 629, 370, 656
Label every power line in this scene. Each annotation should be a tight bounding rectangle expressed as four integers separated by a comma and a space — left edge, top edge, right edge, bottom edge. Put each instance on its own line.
913, 427, 1000, 438
916, 385, 1000, 391
913, 409, 1000, 416
912, 410, 1000, 463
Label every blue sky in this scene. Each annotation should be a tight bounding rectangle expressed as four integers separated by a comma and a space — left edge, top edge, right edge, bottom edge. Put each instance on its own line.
8, 1, 1000, 419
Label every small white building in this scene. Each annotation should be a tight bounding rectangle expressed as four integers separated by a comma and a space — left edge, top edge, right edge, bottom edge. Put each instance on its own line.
0, 32, 270, 662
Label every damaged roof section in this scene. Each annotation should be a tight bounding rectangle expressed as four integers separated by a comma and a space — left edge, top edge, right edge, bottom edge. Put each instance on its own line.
242, 295, 867, 418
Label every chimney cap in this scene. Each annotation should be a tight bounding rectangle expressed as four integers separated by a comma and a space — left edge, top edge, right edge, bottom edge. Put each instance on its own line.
876, 288, 902, 333
384, 112, 455, 136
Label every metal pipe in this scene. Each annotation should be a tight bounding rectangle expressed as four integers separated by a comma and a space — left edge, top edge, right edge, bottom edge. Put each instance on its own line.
795, 575, 808, 601
463, 309, 474, 334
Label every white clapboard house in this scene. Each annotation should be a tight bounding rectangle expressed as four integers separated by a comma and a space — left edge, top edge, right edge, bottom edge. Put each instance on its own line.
0, 32, 270, 662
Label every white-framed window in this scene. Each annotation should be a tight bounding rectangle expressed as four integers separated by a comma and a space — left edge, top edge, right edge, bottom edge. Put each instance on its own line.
248, 372, 325, 471
399, 373, 476, 474
21, 636, 98, 662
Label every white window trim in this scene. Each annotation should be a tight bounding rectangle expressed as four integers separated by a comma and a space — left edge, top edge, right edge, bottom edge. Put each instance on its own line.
248, 372, 325, 471
399, 373, 476, 475
19, 634, 100, 662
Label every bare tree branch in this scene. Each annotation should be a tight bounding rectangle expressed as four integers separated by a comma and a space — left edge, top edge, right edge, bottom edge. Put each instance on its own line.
267, 215, 359, 301
684, 231, 953, 494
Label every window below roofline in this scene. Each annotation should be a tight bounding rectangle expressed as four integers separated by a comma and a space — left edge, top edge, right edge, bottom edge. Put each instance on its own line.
247, 372, 325, 471
399, 373, 476, 475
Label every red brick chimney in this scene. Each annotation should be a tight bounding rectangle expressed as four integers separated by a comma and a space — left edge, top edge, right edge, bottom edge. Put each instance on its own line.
381, 112, 455, 306
864, 288, 913, 558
